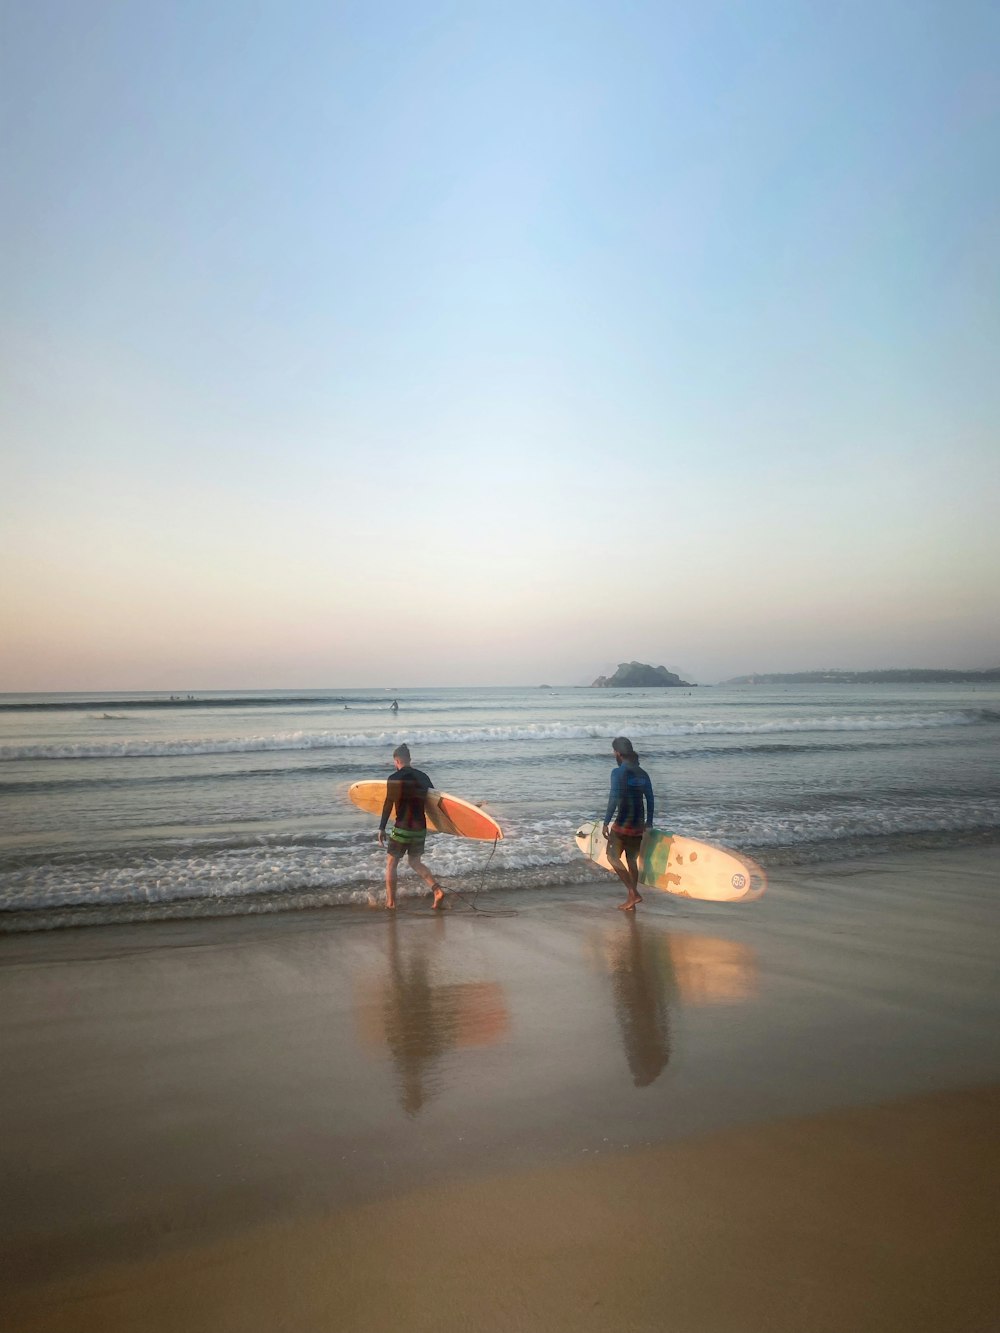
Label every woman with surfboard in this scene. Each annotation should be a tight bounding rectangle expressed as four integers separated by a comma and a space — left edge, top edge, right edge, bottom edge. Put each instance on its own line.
603, 737, 655, 912
377, 744, 446, 911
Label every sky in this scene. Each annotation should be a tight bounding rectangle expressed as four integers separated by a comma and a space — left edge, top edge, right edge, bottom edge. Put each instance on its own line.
2, 0, 998, 689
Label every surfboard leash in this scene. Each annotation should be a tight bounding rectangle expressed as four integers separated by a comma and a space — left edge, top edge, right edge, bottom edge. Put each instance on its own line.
447, 834, 518, 917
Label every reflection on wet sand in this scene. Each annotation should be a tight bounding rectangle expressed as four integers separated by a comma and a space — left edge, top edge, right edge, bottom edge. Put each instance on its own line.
666, 932, 760, 1005
594, 922, 761, 1087
356, 917, 509, 1115
606, 918, 675, 1086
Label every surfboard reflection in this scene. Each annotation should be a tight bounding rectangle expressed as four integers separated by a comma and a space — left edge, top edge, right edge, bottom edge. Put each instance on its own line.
593, 923, 760, 1088
356, 916, 509, 1116
665, 931, 760, 1005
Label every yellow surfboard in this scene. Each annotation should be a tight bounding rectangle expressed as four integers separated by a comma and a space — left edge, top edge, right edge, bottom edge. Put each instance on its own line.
575, 821, 766, 902
349, 780, 503, 841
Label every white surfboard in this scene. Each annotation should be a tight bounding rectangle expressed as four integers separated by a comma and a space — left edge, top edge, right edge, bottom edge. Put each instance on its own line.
576, 822, 766, 902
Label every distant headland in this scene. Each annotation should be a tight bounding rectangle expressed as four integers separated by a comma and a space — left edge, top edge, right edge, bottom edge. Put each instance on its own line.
724, 668, 1000, 685
592, 662, 694, 688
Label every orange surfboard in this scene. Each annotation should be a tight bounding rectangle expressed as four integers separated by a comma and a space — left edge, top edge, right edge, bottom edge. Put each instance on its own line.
348, 780, 503, 841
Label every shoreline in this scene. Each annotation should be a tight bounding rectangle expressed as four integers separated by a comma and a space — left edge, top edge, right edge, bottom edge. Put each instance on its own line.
3, 845, 999, 1330
5, 827, 1000, 935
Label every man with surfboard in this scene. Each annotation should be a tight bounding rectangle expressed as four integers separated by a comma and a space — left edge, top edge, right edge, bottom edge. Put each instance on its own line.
603, 737, 655, 912
378, 745, 446, 911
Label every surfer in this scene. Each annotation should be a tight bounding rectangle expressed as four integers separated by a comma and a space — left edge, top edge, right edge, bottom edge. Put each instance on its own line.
390, 699, 399, 712
602, 737, 655, 911
378, 744, 446, 911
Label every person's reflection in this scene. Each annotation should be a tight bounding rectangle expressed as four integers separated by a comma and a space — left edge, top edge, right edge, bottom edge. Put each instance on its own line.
608, 916, 675, 1087
381, 916, 454, 1115
595, 921, 761, 1087
360, 915, 509, 1116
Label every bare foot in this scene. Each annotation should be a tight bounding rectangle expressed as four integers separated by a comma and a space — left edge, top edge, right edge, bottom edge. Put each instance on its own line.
618, 894, 642, 912
432, 887, 445, 910
385, 899, 396, 911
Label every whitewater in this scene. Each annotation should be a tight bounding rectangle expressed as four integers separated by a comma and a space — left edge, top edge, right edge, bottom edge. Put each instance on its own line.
2, 683, 998, 929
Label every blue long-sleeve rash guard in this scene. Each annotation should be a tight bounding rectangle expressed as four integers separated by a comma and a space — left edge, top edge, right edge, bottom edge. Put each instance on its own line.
605, 762, 655, 835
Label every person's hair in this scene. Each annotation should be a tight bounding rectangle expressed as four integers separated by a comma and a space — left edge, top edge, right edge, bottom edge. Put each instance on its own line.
612, 736, 639, 764
393, 744, 410, 764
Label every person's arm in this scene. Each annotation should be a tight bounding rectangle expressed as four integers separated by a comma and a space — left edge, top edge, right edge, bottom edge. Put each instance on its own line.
603, 768, 621, 833
642, 773, 654, 827
378, 779, 398, 839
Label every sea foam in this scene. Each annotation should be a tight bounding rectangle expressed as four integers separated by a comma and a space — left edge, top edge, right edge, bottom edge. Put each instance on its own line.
1, 711, 990, 762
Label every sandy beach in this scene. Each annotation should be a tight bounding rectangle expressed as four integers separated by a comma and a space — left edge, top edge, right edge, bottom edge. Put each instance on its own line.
3, 845, 999, 1332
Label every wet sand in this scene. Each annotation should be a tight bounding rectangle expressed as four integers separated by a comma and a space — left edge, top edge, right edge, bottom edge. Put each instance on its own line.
2, 846, 999, 1332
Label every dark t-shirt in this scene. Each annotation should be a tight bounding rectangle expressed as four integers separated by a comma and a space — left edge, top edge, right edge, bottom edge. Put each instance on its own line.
379, 766, 433, 832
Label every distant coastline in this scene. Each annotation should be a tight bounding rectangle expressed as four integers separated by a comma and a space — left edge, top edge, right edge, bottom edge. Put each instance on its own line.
724, 668, 1000, 685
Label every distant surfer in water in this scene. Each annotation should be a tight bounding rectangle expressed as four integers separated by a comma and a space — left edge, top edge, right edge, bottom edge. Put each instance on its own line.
390, 699, 399, 712
378, 744, 445, 911
603, 737, 655, 911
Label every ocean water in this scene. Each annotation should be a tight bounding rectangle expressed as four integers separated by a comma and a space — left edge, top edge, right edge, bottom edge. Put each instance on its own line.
1, 684, 999, 929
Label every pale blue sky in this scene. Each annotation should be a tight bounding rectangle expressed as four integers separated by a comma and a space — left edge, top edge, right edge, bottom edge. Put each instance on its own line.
2, 0, 998, 687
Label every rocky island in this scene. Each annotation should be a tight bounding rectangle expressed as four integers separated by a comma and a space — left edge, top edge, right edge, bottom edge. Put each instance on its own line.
592, 661, 694, 688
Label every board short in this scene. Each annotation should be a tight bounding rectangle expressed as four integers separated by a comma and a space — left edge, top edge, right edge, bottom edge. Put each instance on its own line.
608, 827, 643, 860
386, 827, 427, 859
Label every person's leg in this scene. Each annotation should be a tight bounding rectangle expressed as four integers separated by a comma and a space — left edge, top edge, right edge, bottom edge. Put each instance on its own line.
621, 837, 643, 910
408, 851, 445, 909
385, 845, 401, 909
606, 832, 635, 900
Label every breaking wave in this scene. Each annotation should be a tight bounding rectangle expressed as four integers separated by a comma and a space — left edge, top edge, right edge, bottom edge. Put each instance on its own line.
3, 711, 995, 762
